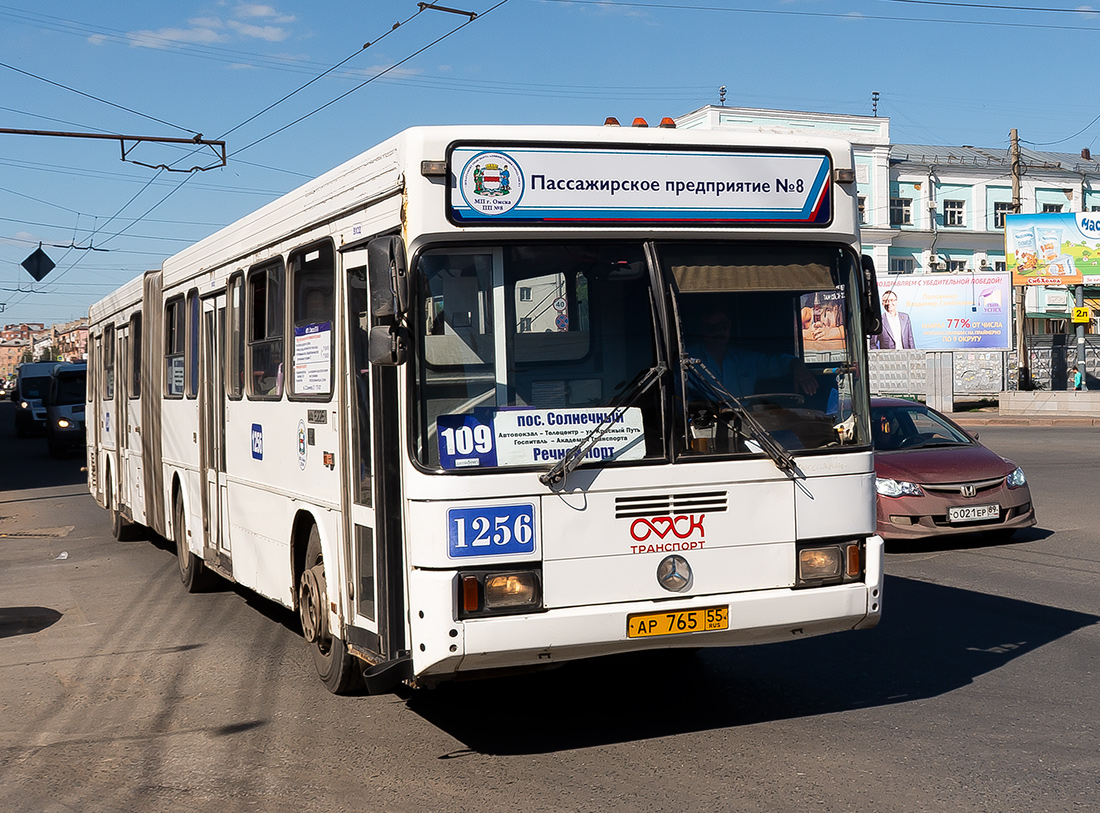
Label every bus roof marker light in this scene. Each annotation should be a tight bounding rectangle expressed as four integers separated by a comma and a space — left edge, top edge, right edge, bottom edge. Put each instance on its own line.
659, 117, 676, 129
421, 160, 448, 177
632, 117, 649, 128
604, 117, 621, 126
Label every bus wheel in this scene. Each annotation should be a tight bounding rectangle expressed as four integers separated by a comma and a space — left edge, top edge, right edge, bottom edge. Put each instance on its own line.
174, 496, 210, 593
300, 526, 362, 694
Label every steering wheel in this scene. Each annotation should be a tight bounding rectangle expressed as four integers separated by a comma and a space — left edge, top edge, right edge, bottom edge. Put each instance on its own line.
897, 434, 925, 449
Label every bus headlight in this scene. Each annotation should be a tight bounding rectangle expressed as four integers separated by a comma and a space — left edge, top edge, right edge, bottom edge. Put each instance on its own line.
796, 540, 863, 587
457, 568, 542, 618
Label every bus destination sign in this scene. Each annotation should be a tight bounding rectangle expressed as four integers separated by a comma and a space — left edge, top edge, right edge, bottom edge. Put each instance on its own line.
449, 145, 832, 226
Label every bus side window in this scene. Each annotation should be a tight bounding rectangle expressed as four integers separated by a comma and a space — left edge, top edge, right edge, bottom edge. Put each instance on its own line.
165, 297, 185, 397
288, 240, 335, 399
248, 260, 285, 399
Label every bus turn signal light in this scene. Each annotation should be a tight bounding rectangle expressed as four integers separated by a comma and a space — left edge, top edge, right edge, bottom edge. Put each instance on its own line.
462, 576, 480, 613
847, 543, 861, 577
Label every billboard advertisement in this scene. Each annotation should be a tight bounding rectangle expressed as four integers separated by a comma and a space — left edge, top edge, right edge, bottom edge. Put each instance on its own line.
1004, 212, 1100, 285
871, 274, 1011, 350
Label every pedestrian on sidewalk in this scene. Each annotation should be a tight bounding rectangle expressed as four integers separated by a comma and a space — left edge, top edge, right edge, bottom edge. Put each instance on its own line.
1072, 365, 1083, 391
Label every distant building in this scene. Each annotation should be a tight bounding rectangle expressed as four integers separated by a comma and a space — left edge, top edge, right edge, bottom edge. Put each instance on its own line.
675, 106, 1100, 336
0, 338, 31, 381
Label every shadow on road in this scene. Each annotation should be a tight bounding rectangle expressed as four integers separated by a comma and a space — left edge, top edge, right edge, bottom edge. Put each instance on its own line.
884, 524, 1055, 555
0, 403, 87, 494
0, 606, 64, 638
407, 574, 1098, 755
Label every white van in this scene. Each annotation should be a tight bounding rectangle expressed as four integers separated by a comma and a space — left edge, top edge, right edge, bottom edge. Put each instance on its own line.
12, 361, 60, 435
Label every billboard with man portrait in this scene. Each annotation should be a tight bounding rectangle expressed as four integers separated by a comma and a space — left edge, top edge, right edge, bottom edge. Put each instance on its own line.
871, 274, 1011, 350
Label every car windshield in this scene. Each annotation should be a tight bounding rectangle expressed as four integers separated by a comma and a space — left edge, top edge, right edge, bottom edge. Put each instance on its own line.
54, 373, 86, 405
20, 376, 51, 398
411, 240, 870, 473
871, 403, 973, 450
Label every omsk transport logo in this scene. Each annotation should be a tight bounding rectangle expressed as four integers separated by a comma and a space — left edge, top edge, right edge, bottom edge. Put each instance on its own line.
459, 151, 524, 216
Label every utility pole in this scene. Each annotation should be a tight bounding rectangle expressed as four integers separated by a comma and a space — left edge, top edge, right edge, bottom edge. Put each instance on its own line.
1010, 128, 1028, 389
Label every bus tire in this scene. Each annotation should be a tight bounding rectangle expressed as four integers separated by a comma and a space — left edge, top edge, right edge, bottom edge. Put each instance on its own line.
111, 507, 132, 542
175, 495, 210, 593
300, 526, 362, 695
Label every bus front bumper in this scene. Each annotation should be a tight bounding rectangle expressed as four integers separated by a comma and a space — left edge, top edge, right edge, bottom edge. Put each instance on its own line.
406, 536, 883, 681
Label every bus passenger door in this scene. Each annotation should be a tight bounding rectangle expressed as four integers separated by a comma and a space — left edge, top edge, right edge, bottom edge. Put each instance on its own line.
119, 324, 145, 525
200, 294, 232, 575
117, 326, 130, 512
342, 259, 384, 656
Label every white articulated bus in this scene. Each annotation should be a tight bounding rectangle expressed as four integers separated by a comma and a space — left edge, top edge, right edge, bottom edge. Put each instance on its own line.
88, 122, 885, 694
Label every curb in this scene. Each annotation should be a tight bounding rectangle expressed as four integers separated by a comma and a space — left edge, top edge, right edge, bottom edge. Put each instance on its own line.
947, 413, 1100, 427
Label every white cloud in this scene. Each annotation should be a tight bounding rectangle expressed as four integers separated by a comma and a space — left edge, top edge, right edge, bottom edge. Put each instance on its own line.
127, 26, 227, 49
235, 4, 296, 24
227, 20, 290, 42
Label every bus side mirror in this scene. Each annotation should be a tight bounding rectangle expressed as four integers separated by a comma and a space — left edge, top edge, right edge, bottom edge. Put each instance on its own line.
368, 325, 409, 366
861, 255, 883, 336
368, 235, 409, 318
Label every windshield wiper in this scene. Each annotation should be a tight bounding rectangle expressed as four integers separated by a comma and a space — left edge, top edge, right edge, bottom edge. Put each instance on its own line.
539, 361, 667, 488
681, 355, 802, 478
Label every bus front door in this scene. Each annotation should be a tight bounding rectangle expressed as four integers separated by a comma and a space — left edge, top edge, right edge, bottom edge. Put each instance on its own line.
200, 294, 232, 575
341, 259, 386, 659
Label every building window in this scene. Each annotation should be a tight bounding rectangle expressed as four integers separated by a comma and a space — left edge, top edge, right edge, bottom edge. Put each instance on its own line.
519, 317, 532, 333
1042, 203, 1063, 213
995, 261, 1007, 273
519, 286, 532, 302
1091, 206, 1100, 212
889, 258, 915, 274
890, 197, 912, 226
948, 260, 968, 274
993, 201, 1013, 229
943, 200, 965, 227
857, 196, 867, 224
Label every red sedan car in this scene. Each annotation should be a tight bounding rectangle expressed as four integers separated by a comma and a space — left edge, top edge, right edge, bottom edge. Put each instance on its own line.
871, 398, 1036, 542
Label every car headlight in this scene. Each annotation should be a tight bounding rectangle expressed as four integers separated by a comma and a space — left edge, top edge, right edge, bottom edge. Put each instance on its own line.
57, 418, 71, 428
875, 477, 924, 497
19, 400, 29, 410
1006, 466, 1027, 488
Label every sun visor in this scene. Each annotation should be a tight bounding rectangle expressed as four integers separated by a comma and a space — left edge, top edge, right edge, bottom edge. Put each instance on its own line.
671, 263, 834, 291
670, 246, 836, 292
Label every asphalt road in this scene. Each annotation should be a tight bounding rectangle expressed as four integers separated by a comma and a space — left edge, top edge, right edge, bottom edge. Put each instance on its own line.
1, 402, 1097, 813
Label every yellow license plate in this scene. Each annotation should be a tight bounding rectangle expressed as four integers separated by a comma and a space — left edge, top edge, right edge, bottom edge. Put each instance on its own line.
627, 606, 729, 638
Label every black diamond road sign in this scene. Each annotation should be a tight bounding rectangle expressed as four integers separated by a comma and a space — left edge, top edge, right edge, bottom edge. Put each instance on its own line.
21, 247, 56, 281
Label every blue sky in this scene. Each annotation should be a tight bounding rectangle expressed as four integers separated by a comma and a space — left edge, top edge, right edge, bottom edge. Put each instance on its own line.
3, 0, 1100, 327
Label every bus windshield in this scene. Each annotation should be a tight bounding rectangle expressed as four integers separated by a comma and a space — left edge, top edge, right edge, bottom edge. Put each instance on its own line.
412, 241, 868, 472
